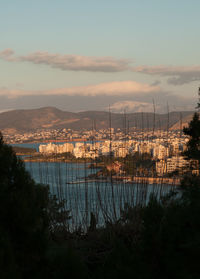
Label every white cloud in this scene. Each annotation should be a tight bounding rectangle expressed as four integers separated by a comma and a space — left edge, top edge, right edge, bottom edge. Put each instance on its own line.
0, 49, 16, 61
109, 100, 160, 113
133, 65, 200, 85
1, 49, 200, 85
46, 81, 160, 96
21, 52, 130, 72
0, 49, 131, 72
0, 81, 160, 97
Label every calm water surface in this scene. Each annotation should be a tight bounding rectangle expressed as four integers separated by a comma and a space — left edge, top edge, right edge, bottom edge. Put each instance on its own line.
25, 160, 174, 230
13, 143, 175, 229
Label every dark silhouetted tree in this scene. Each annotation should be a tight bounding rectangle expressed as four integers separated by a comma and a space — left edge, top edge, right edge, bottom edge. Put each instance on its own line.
0, 133, 49, 278
183, 112, 200, 168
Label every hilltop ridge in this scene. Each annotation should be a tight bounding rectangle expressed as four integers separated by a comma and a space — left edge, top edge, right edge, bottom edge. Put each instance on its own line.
0, 107, 194, 133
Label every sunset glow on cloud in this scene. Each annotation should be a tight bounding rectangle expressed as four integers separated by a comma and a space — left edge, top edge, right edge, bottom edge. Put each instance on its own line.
133, 65, 200, 85
0, 81, 160, 97
0, 1, 199, 112
0, 49, 131, 72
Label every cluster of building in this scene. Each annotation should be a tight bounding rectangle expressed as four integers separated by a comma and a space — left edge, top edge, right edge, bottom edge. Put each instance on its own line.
156, 156, 189, 176
39, 142, 74, 154
39, 136, 190, 176
3, 125, 193, 176
3, 127, 184, 145
39, 137, 187, 158
4, 127, 123, 143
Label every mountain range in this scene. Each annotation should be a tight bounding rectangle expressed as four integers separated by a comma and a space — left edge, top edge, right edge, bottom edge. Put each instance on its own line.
0, 107, 194, 133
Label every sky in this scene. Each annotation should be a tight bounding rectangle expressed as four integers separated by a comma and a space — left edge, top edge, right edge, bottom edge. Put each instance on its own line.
0, 0, 200, 113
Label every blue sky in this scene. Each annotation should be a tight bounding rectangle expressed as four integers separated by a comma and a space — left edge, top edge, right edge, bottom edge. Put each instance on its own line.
0, 0, 200, 112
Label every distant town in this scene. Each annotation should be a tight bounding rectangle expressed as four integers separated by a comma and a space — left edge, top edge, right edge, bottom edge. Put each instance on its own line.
3, 126, 193, 178
3, 126, 185, 144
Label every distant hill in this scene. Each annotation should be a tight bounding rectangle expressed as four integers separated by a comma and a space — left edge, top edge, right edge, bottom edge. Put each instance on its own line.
170, 113, 194, 130
0, 107, 194, 133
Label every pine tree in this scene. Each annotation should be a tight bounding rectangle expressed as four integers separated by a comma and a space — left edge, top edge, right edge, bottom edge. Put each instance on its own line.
0, 132, 50, 278
183, 112, 200, 167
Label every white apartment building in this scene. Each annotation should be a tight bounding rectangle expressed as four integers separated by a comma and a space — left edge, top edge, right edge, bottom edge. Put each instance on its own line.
39, 142, 74, 154
73, 142, 99, 159
156, 156, 189, 176
38, 137, 185, 162
153, 144, 169, 159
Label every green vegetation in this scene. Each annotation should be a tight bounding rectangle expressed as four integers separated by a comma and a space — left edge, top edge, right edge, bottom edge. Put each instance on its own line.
0, 133, 71, 278
24, 151, 90, 163
12, 146, 37, 154
123, 152, 155, 176
0, 109, 200, 278
183, 112, 200, 165
95, 153, 155, 177
0, 133, 49, 278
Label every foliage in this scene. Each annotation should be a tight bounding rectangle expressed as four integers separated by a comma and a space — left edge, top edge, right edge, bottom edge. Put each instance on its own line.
183, 112, 200, 164
123, 152, 155, 176
0, 133, 72, 278
0, 133, 51, 277
47, 195, 71, 236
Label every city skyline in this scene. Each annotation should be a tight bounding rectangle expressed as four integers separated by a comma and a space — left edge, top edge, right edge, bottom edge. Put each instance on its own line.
1, 0, 200, 113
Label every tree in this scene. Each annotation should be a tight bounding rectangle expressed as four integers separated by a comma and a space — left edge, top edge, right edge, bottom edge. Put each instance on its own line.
0, 133, 50, 278
183, 112, 200, 170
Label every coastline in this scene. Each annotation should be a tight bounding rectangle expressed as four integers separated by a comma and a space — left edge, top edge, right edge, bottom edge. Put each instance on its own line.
16, 147, 181, 186
131, 176, 180, 185
22, 155, 93, 164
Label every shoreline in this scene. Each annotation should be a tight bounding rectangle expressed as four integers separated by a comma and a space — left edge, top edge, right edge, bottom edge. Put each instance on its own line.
22, 156, 94, 164
131, 176, 180, 185
19, 154, 181, 186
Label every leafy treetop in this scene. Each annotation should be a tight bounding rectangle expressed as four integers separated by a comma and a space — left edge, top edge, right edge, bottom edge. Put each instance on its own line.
183, 112, 200, 164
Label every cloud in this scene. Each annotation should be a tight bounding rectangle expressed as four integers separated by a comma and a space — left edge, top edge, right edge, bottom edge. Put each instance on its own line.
0, 49, 131, 72
1, 49, 200, 85
46, 81, 160, 96
0, 81, 160, 97
151, 80, 161, 86
15, 82, 24, 88
0, 49, 16, 61
0, 89, 194, 113
133, 65, 200, 85
21, 52, 131, 72
109, 100, 160, 113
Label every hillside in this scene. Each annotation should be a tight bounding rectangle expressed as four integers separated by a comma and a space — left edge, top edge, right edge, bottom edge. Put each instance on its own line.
170, 113, 194, 130
0, 107, 194, 133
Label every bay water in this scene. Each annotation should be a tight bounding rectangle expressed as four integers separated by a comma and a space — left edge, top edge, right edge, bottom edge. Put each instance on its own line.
14, 143, 175, 230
